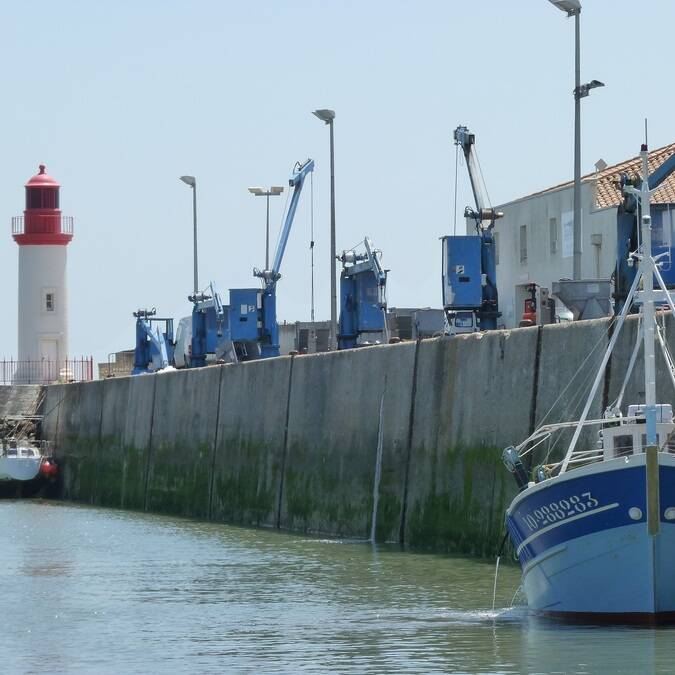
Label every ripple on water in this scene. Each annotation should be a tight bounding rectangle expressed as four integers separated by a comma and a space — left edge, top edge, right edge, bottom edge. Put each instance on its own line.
2, 501, 675, 675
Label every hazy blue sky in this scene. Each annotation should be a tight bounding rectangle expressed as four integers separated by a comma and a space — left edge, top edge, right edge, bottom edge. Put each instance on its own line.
2, 0, 674, 365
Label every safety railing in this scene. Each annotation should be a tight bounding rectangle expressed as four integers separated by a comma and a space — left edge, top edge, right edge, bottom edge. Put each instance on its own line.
11, 215, 74, 236
0, 357, 94, 385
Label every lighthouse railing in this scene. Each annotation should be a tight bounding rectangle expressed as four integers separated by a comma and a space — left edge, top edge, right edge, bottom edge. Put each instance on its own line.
11, 215, 74, 236
1, 357, 94, 385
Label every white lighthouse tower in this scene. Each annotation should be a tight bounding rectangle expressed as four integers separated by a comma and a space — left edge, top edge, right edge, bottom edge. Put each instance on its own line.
12, 165, 73, 383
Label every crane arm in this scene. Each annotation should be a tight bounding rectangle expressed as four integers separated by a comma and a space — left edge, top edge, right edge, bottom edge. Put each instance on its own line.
255, 158, 314, 290
363, 237, 387, 289
453, 126, 503, 230
135, 313, 169, 369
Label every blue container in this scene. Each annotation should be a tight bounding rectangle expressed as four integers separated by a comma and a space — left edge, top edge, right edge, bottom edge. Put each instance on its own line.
229, 288, 261, 341
442, 236, 482, 309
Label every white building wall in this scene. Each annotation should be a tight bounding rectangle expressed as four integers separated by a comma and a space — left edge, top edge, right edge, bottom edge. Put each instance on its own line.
17, 245, 68, 364
492, 181, 617, 328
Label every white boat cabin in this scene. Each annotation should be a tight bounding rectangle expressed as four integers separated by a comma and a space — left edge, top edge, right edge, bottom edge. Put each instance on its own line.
601, 404, 675, 460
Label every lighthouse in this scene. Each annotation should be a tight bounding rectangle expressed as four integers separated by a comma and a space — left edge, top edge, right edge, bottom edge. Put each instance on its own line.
12, 165, 73, 383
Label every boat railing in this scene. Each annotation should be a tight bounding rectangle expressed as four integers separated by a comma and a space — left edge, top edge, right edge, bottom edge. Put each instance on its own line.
0, 438, 51, 457
515, 416, 643, 458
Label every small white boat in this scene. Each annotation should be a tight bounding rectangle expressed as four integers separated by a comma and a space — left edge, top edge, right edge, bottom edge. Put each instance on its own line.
0, 442, 42, 481
0, 438, 57, 492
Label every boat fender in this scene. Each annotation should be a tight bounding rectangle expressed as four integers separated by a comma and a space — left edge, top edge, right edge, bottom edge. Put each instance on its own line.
535, 466, 549, 483
39, 460, 58, 478
502, 446, 529, 490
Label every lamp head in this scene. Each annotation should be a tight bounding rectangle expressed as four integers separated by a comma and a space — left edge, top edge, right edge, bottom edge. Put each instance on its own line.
180, 175, 196, 188
313, 109, 335, 124
548, 0, 581, 15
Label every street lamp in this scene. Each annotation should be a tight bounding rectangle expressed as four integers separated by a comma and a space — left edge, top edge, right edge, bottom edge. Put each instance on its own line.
313, 108, 337, 350
548, 0, 604, 280
248, 186, 284, 271
179, 175, 198, 296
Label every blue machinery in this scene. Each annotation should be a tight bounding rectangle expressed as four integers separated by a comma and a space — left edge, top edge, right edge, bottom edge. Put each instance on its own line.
251, 158, 315, 358
186, 158, 315, 366
615, 148, 675, 314
132, 309, 174, 374
188, 282, 229, 367
442, 125, 502, 333
337, 237, 389, 349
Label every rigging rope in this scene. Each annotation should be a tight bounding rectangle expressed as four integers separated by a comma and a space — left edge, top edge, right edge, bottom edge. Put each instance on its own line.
534, 316, 618, 430
452, 143, 459, 235
473, 145, 494, 211
310, 171, 315, 323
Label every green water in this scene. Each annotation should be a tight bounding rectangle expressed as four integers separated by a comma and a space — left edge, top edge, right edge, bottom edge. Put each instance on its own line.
1, 501, 673, 674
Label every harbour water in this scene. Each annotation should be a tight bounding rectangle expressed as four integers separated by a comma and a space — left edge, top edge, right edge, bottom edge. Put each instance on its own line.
2, 501, 675, 674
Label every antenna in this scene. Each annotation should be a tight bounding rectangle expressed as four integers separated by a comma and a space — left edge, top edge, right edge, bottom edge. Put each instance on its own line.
645, 118, 648, 148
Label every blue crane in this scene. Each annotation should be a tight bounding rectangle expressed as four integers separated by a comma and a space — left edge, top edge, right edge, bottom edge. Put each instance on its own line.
230, 158, 314, 359
615, 148, 675, 313
338, 237, 388, 349
442, 125, 502, 333
187, 282, 229, 368
132, 309, 174, 374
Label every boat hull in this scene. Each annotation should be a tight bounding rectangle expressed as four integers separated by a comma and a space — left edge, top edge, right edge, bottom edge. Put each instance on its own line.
0, 455, 41, 481
506, 453, 675, 623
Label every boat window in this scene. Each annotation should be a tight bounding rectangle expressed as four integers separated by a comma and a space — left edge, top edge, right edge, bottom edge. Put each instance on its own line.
614, 435, 633, 457
665, 430, 675, 453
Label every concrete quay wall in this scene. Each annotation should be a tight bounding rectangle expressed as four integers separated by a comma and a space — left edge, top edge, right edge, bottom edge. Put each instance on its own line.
41, 316, 661, 556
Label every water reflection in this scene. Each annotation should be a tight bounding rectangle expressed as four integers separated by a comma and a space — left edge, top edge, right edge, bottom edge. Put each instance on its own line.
0, 500, 673, 674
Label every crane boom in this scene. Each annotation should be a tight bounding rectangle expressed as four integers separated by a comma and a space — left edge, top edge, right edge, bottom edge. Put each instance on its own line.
249, 157, 314, 358
453, 126, 503, 230
255, 158, 314, 290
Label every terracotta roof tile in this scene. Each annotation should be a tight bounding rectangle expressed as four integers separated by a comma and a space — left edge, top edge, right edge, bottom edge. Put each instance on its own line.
507, 142, 675, 209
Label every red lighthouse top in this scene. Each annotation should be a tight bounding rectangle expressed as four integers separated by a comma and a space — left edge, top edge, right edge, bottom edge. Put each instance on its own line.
12, 164, 73, 246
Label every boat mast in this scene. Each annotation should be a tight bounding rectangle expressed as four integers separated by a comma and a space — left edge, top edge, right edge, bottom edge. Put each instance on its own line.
636, 142, 658, 446
558, 141, 656, 474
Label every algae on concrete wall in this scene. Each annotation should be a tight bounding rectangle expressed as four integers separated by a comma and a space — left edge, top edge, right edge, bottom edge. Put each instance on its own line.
40, 317, 633, 557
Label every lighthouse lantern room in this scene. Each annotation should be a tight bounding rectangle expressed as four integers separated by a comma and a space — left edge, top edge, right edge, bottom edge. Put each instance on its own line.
12, 165, 73, 383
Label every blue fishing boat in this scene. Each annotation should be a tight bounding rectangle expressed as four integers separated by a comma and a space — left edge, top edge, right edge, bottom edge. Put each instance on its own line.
503, 141, 675, 624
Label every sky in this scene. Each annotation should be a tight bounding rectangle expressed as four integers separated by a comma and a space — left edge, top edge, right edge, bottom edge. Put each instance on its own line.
2, 0, 675, 365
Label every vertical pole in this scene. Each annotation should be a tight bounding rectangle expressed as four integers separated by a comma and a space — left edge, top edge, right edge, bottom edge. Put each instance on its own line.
639, 147, 657, 446
329, 120, 337, 350
192, 182, 198, 296
573, 9, 582, 280
265, 193, 270, 271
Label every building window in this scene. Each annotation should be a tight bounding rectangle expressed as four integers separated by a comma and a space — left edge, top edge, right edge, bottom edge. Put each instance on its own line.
519, 225, 527, 264
550, 217, 558, 254
44, 291, 55, 312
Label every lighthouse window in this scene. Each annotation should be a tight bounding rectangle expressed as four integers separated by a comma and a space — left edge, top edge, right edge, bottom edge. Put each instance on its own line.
45, 292, 55, 312
26, 188, 42, 209
43, 189, 58, 209
25, 188, 58, 209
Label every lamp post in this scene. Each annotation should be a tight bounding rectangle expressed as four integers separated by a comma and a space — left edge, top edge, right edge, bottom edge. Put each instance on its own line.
313, 108, 337, 350
248, 186, 284, 271
179, 175, 198, 295
548, 0, 604, 280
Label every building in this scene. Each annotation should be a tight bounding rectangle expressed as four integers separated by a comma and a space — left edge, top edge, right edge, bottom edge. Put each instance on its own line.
12, 165, 74, 383
491, 142, 675, 327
